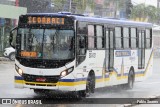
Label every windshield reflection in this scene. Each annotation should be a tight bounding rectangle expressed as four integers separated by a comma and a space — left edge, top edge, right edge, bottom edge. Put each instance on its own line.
18, 28, 74, 60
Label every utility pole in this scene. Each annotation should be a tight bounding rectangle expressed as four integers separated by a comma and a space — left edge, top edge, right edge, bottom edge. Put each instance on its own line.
126, 0, 133, 18
114, 0, 118, 18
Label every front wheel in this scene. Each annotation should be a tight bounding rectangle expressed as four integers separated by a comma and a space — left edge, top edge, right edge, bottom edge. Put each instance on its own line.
77, 73, 95, 98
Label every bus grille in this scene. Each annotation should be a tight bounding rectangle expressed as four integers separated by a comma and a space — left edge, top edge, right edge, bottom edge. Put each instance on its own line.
23, 74, 60, 83
25, 83, 56, 87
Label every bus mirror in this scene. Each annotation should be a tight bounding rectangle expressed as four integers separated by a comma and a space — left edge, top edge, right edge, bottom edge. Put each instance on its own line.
9, 27, 17, 49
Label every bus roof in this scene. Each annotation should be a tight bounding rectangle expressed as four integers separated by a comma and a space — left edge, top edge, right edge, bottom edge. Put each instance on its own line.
25, 13, 152, 28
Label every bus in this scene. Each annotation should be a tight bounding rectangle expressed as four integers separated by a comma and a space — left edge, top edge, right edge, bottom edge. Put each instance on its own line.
9, 12, 153, 97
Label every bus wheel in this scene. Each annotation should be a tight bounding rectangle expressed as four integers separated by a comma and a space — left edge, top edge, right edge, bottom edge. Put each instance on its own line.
78, 72, 95, 97
126, 70, 135, 89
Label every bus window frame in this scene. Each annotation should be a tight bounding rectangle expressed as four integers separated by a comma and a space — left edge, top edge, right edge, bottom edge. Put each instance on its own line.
130, 27, 138, 49
122, 26, 130, 49
95, 24, 105, 50
87, 24, 95, 49
145, 28, 152, 49
115, 26, 123, 50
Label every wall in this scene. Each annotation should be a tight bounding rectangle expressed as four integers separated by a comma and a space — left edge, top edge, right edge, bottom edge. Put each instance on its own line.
0, 4, 27, 56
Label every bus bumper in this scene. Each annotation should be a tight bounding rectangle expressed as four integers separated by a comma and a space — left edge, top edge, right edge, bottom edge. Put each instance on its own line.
14, 76, 86, 92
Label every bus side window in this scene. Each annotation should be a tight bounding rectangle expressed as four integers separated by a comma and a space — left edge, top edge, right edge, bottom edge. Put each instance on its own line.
146, 29, 152, 48
130, 28, 137, 48
123, 27, 129, 49
115, 27, 122, 49
96, 25, 103, 49
88, 25, 95, 49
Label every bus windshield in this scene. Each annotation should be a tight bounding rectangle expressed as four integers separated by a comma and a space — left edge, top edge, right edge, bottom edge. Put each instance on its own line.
18, 28, 74, 60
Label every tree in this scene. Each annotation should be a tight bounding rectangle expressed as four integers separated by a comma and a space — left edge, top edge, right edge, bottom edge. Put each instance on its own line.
51, 0, 95, 14
103, 0, 128, 18
146, 5, 158, 23
130, 3, 158, 23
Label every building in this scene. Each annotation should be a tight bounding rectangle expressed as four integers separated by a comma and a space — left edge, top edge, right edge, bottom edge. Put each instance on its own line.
19, 0, 52, 13
0, 0, 15, 6
0, 0, 27, 56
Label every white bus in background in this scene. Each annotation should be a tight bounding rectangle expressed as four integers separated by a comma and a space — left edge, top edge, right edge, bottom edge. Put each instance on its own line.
9, 12, 153, 97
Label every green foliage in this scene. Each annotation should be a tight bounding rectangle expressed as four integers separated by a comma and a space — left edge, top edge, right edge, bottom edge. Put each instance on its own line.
51, 0, 159, 23
130, 3, 159, 23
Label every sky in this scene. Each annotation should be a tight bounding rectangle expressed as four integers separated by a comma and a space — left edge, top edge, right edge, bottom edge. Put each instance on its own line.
132, 0, 157, 7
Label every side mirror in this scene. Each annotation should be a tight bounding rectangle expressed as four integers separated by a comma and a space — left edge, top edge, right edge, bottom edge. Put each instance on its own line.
9, 27, 17, 49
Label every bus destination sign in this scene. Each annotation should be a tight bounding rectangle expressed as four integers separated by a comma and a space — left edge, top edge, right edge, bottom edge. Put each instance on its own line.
27, 16, 65, 25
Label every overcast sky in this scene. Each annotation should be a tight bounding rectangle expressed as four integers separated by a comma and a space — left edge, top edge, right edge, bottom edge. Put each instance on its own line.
132, 0, 157, 7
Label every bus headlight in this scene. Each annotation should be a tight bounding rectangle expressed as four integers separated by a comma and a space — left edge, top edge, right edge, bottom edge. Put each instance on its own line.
15, 64, 23, 76
60, 66, 74, 77
18, 69, 23, 76
61, 70, 68, 77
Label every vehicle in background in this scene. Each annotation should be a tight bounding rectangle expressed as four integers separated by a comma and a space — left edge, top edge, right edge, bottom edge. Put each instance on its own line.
3, 47, 15, 61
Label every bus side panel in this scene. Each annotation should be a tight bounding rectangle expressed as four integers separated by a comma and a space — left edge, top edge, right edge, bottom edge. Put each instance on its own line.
144, 49, 153, 78
135, 49, 153, 82
76, 50, 106, 89
141, 49, 153, 80
110, 50, 138, 86
86, 50, 106, 88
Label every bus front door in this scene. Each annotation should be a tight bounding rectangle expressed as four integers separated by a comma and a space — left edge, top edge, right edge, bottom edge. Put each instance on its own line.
105, 28, 114, 72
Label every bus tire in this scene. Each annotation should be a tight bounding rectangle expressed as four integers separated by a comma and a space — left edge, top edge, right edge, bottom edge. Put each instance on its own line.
125, 69, 135, 89
77, 72, 95, 98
